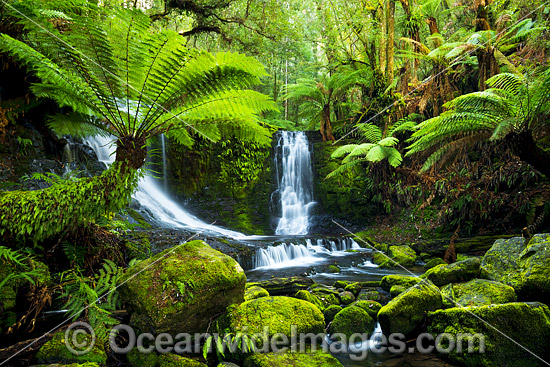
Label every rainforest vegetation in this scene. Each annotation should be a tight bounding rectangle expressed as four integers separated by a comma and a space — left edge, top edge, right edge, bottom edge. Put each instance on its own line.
0, 0, 549, 366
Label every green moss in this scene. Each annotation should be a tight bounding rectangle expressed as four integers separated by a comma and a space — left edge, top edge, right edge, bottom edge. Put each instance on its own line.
422, 257, 481, 287
373, 245, 417, 268
218, 296, 325, 337
427, 302, 550, 367
294, 290, 326, 311
119, 240, 246, 335
328, 265, 341, 273
329, 306, 375, 338
344, 282, 362, 296
380, 274, 422, 292
309, 284, 340, 307
339, 291, 355, 305
243, 350, 343, 367
323, 305, 343, 323
352, 300, 382, 320
480, 237, 525, 288
390, 285, 406, 297
127, 349, 206, 367
245, 286, 270, 301
378, 280, 443, 336
424, 258, 447, 269
440, 279, 517, 308
246, 277, 313, 296
158, 354, 207, 367
357, 290, 382, 302
35, 331, 107, 365
333, 280, 349, 289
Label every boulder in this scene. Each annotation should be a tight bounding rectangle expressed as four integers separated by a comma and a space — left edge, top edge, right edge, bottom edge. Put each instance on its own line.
127, 349, 207, 367
482, 234, 550, 303
440, 279, 516, 308
217, 296, 324, 338
422, 257, 480, 286
338, 291, 355, 305
329, 306, 375, 338
323, 305, 342, 323
328, 265, 341, 273
294, 290, 326, 311
35, 331, 107, 365
427, 302, 550, 366
380, 274, 422, 292
424, 258, 446, 269
243, 350, 343, 367
118, 240, 246, 334
352, 300, 382, 320
390, 285, 406, 297
344, 282, 362, 296
333, 280, 349, 289
246, 277, 313, 296
373, 245, 417, 268
245, 286, 270, 301
309, 284, 340, 307
378, 280, 442, 336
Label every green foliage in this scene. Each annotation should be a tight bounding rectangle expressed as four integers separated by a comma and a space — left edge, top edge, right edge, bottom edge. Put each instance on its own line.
203, 328, 255, 362
0, 246, 46, 290
0, 162, 139, 243
218, 139, 271, 184
0, 1, 276, 152
60, 260, 123, 343
407, 70, 550, 172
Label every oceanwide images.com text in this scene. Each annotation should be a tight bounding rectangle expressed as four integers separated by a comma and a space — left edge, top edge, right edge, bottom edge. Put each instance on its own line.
65, 322, 486, 361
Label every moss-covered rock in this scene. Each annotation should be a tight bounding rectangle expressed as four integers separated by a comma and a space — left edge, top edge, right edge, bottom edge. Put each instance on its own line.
217, 296, 324, 338
35, 331, 107, 365
118, 240, 246, 335
481, 234, 550, 303
380, 274, 422, 292
246, 277, 313, 296
245, 286, 270, 301
357, 290, 383, 302
373, 245, 417, 268
328, 265, 341, 273
329, 306, 375, 338
338, 291, 355, 305
424, 258, 446, 269
309, 284, 340, 307
344, 282, 362, 296
480, 237, 525, 289
440, 279, 517, 308
243, 350, 343, 367
333, 280, 349, 289
352, 300, 382, 320
35, 364, 100, 367
427, 302, 550, 367
422, 257, 480, 287
323, 305, 343, 323
294, 290, 326, 311
127, 349, 206, 367
378, 280, 442, 336
390, 285, 406, 297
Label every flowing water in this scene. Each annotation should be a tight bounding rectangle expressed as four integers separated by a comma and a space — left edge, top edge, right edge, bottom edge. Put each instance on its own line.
275, 131, 315, 235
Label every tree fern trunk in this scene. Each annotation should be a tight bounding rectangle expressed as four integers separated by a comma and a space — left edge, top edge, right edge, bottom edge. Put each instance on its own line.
511, 131, 550, 177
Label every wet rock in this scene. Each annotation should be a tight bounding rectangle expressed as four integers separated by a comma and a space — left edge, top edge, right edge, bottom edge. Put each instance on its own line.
243, 350, 343, 367
329, 306, 375, 338
245, 286, 270, 301
440, 279, 516, 308
422, 257, 480, 287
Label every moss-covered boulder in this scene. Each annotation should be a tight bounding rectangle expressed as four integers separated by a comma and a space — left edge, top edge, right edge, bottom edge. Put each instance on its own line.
245, 286, 270, 301
35, 331, 107, 365
390, 285, 406, 297
373, 245, 417, 268
218, 296, 324, 338
323, 305, 343, 323
357, 290, 382, 302
422, 257, 480, 287
157, 354, 207, 367
338, 291, 355, 305
246, 277, 313, 296
294, 290, 326, 311
480, 237, 525, 289
333, 280, 349, 289
243, 350, 343, 367
352, 300, 382, 320
309, 284, 340, 307
481, 234, 550, 303
344, 282, 362, 296
427, 302, 550, 366
424, 258, 446, 269
440, 279, 517, 308
118, 240, 246, 334
378, 280, 442, 336
380, 274, 422, 292
127, 349, 206, 367
329, 306, 375, 338
328, 265, 341, 273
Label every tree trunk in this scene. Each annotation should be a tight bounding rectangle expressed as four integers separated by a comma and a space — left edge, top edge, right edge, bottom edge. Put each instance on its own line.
378, 6, 386, 77
115, 135, 148, 171
386, 0, 395, 83
510, 131, 550, 177
320, 104, 335, 142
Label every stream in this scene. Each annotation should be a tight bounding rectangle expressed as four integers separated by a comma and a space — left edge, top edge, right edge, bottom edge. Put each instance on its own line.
81, 131, 449, 366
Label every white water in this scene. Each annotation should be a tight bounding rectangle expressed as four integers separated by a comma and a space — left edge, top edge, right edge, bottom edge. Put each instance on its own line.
275, 131, 315, 235
83, 135, 248, 239
253, 237, 363, 268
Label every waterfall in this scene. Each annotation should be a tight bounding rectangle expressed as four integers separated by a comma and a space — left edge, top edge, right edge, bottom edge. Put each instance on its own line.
160, 134, 168, 191
83, 135, 248, 239
275, 131, 315, 235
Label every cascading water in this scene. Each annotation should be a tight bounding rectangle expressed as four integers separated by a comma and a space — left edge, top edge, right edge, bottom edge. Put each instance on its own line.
275, 131, 315, 235
83, 135, 247, 239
